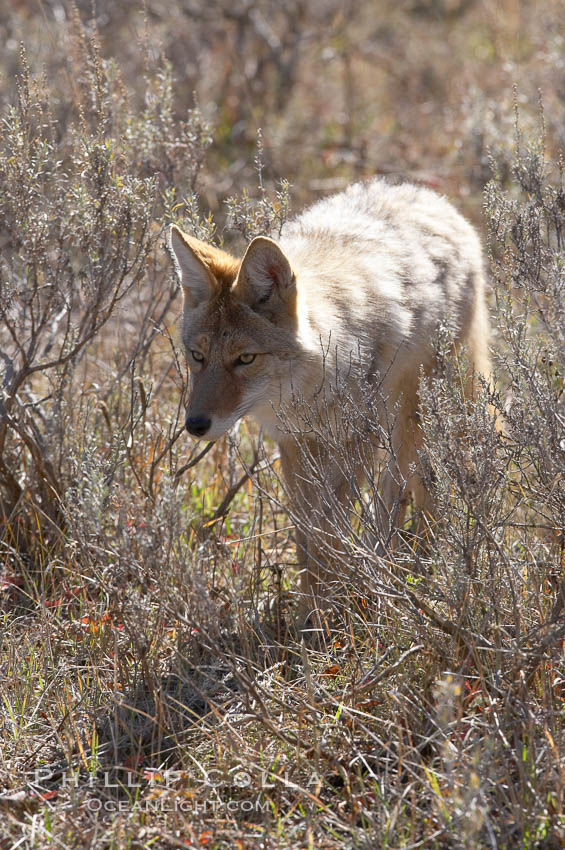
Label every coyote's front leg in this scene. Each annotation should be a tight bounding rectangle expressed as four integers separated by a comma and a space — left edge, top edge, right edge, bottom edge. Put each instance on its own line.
279, 438, 352, 623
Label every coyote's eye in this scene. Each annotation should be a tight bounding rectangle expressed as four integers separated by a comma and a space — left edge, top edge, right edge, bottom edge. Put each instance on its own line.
191, 350, 204, 363
235, 353, 256, 366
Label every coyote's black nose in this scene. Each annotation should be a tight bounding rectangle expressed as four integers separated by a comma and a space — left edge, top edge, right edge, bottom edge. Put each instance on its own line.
185, 415, 211, 438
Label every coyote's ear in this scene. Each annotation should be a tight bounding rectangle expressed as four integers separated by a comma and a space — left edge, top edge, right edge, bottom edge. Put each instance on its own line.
236, 237, 296, 318
168, 226, 218, 309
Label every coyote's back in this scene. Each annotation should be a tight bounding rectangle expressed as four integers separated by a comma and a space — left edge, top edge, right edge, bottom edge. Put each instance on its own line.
277, 179, 490, 401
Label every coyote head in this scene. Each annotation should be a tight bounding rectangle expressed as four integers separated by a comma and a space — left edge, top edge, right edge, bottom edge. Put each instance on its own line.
169, 226, 300, 440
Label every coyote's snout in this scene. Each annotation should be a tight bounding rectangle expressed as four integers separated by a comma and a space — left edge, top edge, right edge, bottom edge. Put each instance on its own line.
169, 178, 492, 615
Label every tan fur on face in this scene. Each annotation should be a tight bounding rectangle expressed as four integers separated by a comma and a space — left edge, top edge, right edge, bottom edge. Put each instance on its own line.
169, 229, 307, 440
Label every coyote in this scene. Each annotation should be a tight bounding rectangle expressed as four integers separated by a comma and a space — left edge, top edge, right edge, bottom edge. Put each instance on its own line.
169, 178, 491, 611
